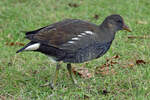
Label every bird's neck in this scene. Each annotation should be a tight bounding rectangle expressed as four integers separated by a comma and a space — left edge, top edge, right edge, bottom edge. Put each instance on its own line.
98, 23, 116, 42
100, 21, 118, 34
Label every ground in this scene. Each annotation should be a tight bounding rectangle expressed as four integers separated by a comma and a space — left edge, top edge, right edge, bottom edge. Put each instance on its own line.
0, 0, 150, 99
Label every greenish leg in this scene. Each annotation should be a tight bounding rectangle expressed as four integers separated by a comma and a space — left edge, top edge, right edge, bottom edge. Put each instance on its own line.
67, 63, 77, 84
51, 63, 61, 87
40, 63, 61, 89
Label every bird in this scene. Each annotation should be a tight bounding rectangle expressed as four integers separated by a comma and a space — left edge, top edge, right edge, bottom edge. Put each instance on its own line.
16, 14, 131, 88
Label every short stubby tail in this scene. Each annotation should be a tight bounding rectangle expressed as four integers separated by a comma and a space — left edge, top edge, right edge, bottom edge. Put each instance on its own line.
16, 42, 40, 53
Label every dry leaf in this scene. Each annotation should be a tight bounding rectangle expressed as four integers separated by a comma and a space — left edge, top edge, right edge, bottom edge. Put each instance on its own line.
95, 55, 119, 75
68, 3, 79, 8
128, 35, 149, 39
6, 42, 25, 46
72, 67, 93, 78
96, 66, 116, 76
136, 59, 146, 65
106, 54, 120, 61
93, 14, 99, 20
15, 42, 25, 46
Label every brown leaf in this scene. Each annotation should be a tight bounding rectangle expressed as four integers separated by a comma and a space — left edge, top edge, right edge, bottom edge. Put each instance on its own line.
136, 59, 146, 65
93, 14, 99, 20
106, 54, 120, 62
128, 35, 149, 39
95, 55, 119, 75
121, 59, 146, 69
5, 42, 25, 46
72, 67, 93, 78
96, 66, 116, 76
15, 42, 25, 46
10, 42, 15, 46
68, 3, 79, 8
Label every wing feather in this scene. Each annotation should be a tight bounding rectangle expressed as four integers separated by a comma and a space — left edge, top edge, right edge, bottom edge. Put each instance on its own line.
25, 19, 99, 51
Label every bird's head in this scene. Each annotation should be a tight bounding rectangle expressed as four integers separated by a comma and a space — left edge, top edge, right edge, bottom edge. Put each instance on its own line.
102, 14, 131, 32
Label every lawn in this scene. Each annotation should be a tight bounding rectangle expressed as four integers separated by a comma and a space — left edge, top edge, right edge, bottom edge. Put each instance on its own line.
0, 0, 150, 99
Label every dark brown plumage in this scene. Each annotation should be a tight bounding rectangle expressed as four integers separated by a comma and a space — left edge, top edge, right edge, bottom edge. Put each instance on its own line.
16, 14, 131, 88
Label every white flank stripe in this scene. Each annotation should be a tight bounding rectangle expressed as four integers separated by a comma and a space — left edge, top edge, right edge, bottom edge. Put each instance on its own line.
81, 33, 86, 35
77, 35, 83, 37
72, 37, 79, 40
25, 43, 40, 51
85, 31, 94, 35
68, 41, 74, 44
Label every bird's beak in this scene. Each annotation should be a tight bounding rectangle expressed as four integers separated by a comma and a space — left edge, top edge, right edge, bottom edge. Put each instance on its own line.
122, 24, 131, 32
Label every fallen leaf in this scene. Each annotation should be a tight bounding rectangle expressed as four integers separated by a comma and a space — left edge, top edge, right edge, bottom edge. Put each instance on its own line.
106, 54, 120, 62
96, 66, 116, 76
72, 67, 93, 78
68, 3, 79, 8
93, 14, 99, 20
136, 59, 146, 65
5, 42, 25, 46
128, 35, 149, 39
15, 42, 25, 46
95, 55, 119, 75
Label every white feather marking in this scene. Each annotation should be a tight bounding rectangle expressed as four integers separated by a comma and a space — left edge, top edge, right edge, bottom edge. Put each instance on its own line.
81, 33, 86, 35
48, 56, 57, 63
72, 37, 79, 40
85, 31, 94, 35
25, 43, 40, 51
77, 35, 83, 37
67, 41, 75, 44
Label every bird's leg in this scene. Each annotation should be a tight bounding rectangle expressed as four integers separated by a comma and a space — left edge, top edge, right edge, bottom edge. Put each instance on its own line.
40, 63, 61, 89
67, 63, 77, 85
51, 63, 61, 87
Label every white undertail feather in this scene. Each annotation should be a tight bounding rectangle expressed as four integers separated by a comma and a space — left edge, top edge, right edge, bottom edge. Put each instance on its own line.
84, 31, 94, 35
25, 43, 40, 51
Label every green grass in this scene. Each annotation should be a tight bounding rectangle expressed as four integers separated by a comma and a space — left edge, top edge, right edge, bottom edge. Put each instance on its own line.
0, 0, 150, 99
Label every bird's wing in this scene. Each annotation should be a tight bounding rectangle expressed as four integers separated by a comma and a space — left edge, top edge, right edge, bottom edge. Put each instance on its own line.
25, 19, 99, 51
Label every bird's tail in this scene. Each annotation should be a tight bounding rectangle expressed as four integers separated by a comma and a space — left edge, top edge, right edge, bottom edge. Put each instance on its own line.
16, 42, 32, 53
16, 47, 26, 53
16, 42, 40, 53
